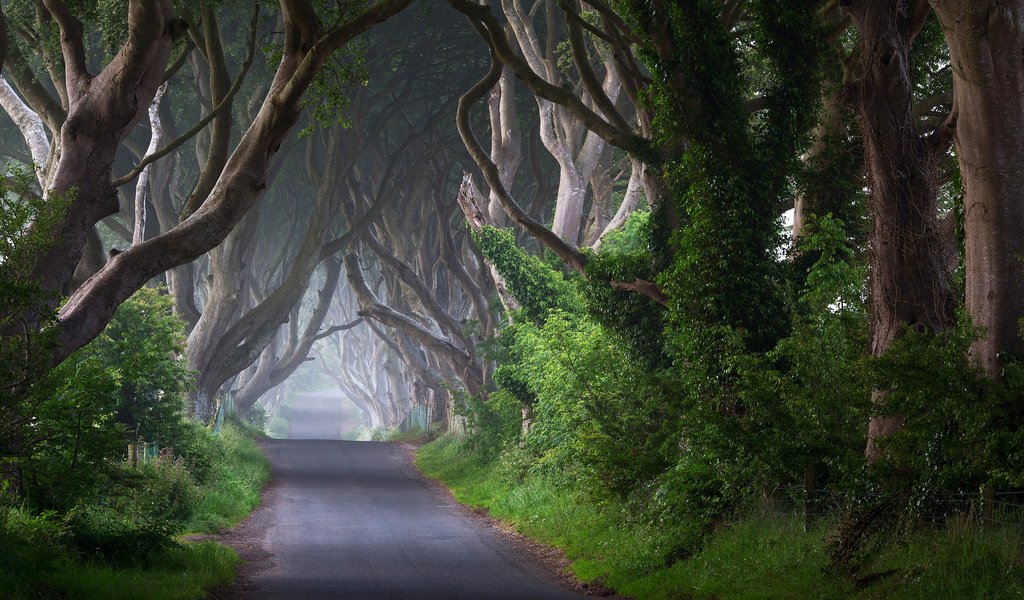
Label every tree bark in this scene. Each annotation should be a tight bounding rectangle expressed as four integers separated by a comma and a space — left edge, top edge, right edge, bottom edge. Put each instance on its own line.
930, 0, 1024, 380
31, 0, 184, 296
132, 84, 167, 246
0, 76, 50, 187
847, 0, 957, 461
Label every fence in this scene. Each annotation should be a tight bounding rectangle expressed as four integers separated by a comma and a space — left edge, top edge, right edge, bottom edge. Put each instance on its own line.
211, 393, 234, 435
126, 439, 161, 466
400, 403, 430, 433
761, 484, 1024, 530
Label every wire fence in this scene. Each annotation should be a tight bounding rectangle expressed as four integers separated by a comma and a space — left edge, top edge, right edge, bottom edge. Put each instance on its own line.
761, 485, 1024, 529
399, 403, 432, 433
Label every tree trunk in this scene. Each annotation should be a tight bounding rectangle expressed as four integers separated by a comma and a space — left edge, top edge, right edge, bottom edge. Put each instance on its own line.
931, 0, 1024, 380
30, 0, 181, 296
847, 1, 957, 461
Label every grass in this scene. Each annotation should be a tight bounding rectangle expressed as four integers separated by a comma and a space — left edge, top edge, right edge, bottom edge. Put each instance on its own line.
418, 435, 1024, 600
1, 527, 239, 600
48, 542, 238, 600
0, 418, 271, 599
383, 426, 437, 444
184, 419, 272, 533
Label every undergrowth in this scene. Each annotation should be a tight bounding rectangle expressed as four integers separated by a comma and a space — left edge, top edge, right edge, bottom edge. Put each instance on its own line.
184, 419, 271, 533
418, 435, 1024, 600
0, 419, 269, 599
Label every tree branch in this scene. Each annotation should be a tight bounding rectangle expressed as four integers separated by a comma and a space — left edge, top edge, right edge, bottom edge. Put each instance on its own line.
40, 0, 88, 88
454, 38, 589, 273
562, 0, 630, 131
112, 5, 259, 189
313, 318, 364, 341
449, 0, 653, 160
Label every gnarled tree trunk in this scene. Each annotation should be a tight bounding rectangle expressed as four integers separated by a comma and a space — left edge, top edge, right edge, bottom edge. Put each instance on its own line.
847, 1, 957, 461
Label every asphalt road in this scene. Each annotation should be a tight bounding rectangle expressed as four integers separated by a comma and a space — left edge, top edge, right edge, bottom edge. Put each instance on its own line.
285, 389, 360, 440
238, 410, 586, 599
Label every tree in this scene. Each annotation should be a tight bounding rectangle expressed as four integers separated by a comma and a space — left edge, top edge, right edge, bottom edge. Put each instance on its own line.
929, 0, 1024, 381
844, 0, 958, 459
0, 0, 414, 382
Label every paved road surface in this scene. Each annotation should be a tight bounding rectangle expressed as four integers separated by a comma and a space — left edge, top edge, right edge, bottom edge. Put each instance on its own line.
286, 389, 354, 440
243, 438, 586, 599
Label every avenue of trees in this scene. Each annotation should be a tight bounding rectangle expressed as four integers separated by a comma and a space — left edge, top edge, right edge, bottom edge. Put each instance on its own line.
1, 0, 1024, 592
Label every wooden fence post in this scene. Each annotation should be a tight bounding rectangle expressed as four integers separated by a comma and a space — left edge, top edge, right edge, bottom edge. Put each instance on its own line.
804, 463, 816, 531
982, 485, 995, 527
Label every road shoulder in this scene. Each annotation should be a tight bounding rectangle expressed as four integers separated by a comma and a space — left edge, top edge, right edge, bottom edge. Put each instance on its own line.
403, 442, 628, 599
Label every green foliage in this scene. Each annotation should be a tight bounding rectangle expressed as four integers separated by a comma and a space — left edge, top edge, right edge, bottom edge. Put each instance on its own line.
0, 419, 266, 596
644, 215, 871, 544
449, 1, 1019, 596
585, 211, 670, 367
464, 212, 872, 556
515, 312, 682, 496
1, 281, 267, 591
66, 458, 198, 562
0, 508, 239, 600
458, 389, 521, 460
472, 226, 582, 323
97, 288, 193, 444
182, 420, 271, 534
774, 215, 870, 483
421, 438, 1024, 600
16, 288, 196, 510
0, 171, 68, 455
297, 0, 373, 135
867, 317, 1024, 496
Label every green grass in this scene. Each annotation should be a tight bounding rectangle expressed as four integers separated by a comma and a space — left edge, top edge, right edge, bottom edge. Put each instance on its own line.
854, 522, 1024, 600
418, 435, 1024, 600
185, 420, 272, 534
0, 535, 238, 600
48, 541, 239, 600
383, 426, 437, 444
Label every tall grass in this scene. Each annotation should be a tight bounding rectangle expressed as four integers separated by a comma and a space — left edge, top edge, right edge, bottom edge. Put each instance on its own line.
1, 527, 238, 600
418, 436, 1024, 600
184, 420, 271, 533
49, 542, 238, 600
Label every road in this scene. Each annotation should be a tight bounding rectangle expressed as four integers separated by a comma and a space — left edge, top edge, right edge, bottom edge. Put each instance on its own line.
230, 397, 586, 599
285, 389, 362, 440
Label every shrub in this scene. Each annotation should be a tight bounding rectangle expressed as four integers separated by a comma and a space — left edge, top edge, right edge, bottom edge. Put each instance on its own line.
66, 458, 198, 562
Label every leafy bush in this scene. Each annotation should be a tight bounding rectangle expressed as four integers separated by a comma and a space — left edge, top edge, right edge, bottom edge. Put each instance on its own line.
868, 316, 1024, 497
460, 212, 875, 557
67, 458, 198, 562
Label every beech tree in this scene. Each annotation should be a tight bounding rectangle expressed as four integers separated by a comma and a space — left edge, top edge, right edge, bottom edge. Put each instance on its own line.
844, 1, 957, 459
0, 0, 414, 381
929, 0, 1024, 380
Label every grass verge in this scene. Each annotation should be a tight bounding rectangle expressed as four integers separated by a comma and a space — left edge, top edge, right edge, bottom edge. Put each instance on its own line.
184, 419, 271, 534
1, 534, 239, 600
0, 419, 270, 599
418, 435, 1024, 600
